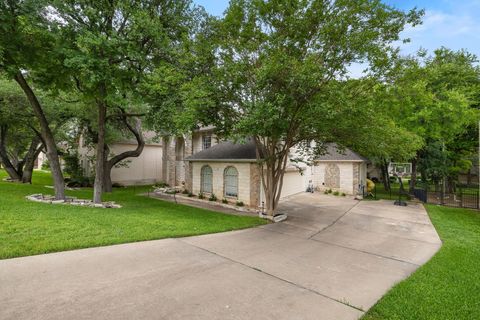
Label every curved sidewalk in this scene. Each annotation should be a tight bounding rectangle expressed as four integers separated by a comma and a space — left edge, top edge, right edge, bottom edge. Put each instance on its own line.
0, 194, 441, 320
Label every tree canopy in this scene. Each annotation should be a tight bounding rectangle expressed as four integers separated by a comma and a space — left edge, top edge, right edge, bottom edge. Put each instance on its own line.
205, 0, 422, 215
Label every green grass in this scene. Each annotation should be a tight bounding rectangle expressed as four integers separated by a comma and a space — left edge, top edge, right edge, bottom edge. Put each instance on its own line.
362, 205, 480, 320
0, 170, 265, 259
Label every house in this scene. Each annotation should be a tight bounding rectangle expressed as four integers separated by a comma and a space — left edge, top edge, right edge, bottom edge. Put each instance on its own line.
185, 140, 367, 207
80, 128, 368, 207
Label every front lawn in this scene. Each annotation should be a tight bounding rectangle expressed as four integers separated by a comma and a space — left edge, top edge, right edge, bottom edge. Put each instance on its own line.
362, 205, 480, 320
0, 170, 265, 259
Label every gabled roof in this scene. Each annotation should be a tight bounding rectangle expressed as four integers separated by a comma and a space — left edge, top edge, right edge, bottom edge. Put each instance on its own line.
316, 143, 368, 162
186, 140, 259, 162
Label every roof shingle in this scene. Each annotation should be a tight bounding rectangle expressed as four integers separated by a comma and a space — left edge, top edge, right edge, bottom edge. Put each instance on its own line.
186, 140, 258, 161
316, 143, 368, 162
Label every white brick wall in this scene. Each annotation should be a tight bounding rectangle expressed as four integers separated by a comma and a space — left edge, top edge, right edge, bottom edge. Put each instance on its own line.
191, 162, 252, 205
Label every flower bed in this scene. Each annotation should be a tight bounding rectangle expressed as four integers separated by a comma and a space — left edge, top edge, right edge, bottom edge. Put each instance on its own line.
26, 194, 122, 208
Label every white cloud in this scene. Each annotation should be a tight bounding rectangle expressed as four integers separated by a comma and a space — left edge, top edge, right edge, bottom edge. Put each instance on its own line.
399, 5, 480, 57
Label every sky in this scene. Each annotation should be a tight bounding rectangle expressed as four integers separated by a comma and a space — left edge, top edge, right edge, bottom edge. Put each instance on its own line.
194, 0, 480, 58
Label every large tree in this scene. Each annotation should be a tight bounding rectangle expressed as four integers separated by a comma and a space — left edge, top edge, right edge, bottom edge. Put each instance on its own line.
337, 80, 423, 191
49, 0, 198, 203
0, 0, 65, 198
387, 48, 480, 192
209, 0, 422, 216
0, 78, 43, 183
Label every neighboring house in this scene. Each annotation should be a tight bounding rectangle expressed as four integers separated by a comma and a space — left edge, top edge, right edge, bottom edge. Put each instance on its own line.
458, 159, 479, 185
78, 132, 163, 186
34, 151, 47, 170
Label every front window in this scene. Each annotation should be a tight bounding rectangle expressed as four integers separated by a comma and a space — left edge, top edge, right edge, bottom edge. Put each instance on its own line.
224, 166, 238, 198
200, 165, 213, 193
202, 135, 212, 150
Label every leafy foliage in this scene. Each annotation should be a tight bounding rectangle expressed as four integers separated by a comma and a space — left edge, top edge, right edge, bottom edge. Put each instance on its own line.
205, 0, 422, 214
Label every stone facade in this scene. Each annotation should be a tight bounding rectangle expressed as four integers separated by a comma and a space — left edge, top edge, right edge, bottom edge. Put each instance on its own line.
249, 163, 261, 208
163, 130, 217, 188
162, 137, 177, 187
183, 138, 193, 190
352, 163, 360, 194
324, 163, 340, 189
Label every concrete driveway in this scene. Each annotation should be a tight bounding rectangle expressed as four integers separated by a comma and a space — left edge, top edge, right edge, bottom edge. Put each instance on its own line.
0, 194, 441, 320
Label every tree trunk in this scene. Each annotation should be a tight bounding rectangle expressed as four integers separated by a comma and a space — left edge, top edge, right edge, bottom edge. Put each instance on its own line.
103, 163, 113, 192
380, 159, 390, 191
409, 156, 418, 194
21, 139, 43, 184
14, 72, 65, 199
256, 137, 289, 217
103, 144, 112, 193
0, 125, 22, 181
103, 116, 144, 193
93, 100, 107, 203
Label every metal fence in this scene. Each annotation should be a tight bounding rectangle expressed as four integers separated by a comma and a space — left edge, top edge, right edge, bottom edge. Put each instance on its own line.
414, 183, 479, 210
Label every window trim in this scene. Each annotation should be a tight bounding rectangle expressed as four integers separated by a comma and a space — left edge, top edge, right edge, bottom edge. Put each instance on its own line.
224, 166, 239, 198
202, 135, 212, 150
200, 165, 213, 194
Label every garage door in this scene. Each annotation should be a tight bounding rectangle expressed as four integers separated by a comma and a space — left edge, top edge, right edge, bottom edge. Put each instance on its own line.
280, 171, 305, 199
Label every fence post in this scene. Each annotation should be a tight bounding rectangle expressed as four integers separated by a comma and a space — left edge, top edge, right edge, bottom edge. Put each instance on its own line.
424, 183, 428, 203
460, 186, 463, 208
477, 188, 480, 210
440, 180, 445, 205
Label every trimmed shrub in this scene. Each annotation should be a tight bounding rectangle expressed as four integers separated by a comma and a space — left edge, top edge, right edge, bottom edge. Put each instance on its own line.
209, 194, 217, 201
222, 198, 229, 204
198, 192, 205, 199
236, 201, 244, 207
333, 191, 340, 196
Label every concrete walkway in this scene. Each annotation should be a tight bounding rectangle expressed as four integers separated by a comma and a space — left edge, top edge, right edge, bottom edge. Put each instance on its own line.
0, 194, 441, 320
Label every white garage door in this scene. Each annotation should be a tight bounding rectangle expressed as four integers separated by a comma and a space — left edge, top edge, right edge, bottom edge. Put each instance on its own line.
280, 171, 305, 199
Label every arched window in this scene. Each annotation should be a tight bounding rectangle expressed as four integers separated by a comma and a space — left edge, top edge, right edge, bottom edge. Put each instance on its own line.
200, 165, 213, 193
224, 166, 238, 198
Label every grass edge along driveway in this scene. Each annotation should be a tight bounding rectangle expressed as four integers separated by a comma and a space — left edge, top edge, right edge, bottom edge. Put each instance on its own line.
362, 204, 480, 320
0, 171, 265, 260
